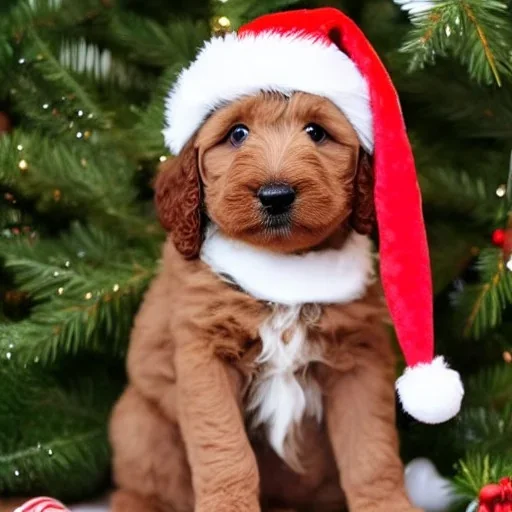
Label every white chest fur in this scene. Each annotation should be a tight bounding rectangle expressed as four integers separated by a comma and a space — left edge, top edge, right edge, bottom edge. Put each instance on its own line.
247, 306, 323, 464
200, 226, 375, 466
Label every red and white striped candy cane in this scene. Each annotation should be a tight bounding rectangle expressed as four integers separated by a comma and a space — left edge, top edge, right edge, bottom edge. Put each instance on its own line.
14, 497, 69, 512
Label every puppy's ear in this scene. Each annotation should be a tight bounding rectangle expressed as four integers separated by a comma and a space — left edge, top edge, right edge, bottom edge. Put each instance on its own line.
350, 151, 375, 236
154, 138, 202, 259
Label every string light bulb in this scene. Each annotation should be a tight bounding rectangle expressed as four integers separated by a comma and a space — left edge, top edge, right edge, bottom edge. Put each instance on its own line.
496, 184, 507, 197
18, 159, 28, 172
217, 16, 231, 27
212, 15, 232, 34
53, 189, 61, 201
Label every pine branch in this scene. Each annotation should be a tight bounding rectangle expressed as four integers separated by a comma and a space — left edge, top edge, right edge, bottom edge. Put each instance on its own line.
0, 223, 157, 363
464, 362, 512, 409
0, 361, 123, 500
453, 453, 512, 499
127, 66, 179, 158
55, 35, 157, 95
454, 404, 512, 456
29, 30, 106, 125
0, 280, 148, 364
419, 166, 506, 225
2, 0, 108, 39
0, 131, 153, 233
110, 13, 209, 68
427, 221, 481, 294
400, 1, 512, 86
396, 62, 512, 140
451, 248, 512, 339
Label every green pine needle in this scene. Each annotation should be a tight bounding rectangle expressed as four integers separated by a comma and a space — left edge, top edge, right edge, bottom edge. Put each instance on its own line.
452, 249, 512, 339
454, 453, 512, 499
400, 1, 512, 86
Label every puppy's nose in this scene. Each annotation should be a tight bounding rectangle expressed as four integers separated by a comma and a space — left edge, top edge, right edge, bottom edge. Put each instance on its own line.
258, 183, 296, 215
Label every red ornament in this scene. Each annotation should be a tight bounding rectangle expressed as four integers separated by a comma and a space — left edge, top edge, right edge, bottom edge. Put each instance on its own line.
478, 477, 512, 512
492, 229, 506, 247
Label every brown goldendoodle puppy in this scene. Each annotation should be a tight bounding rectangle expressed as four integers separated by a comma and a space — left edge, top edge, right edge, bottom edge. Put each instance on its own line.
109, 7, 463, 512
110, 91, 417, 512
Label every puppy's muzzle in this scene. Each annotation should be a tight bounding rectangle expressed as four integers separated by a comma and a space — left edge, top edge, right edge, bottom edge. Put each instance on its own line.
257, 183, 296, 216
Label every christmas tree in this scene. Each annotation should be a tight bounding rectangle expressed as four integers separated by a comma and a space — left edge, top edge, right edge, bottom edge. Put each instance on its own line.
1, 0, 511, 508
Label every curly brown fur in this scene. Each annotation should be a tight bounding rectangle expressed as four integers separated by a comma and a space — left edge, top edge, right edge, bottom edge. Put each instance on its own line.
155, 138, 202, 259
110, 92, 420, 512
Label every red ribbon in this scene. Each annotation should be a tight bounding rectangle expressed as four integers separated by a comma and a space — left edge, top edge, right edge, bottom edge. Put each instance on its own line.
478, 478, 512, 512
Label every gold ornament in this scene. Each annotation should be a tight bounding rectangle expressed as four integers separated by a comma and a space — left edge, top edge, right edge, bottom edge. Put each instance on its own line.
53, 189, 61, 201
83, 130, 91, 140
80, 158, 88, 168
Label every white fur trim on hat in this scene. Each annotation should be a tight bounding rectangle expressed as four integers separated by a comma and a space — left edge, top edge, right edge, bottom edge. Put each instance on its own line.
164, 31, 373, 154
200, 226, 375, 305
396, 356, 464, 424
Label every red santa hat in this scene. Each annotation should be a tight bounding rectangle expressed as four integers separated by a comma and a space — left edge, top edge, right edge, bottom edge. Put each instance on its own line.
163, 7, 464, 424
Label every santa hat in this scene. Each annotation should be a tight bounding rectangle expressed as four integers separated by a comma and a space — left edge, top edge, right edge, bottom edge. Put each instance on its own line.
163, 7, 464, 424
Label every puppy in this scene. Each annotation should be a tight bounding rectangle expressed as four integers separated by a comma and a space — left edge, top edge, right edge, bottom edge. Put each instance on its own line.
109, 91, 421, 512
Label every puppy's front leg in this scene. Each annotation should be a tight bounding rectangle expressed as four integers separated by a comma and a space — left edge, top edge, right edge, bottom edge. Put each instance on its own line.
324, 335, 421, 512
175, 338, 260, 512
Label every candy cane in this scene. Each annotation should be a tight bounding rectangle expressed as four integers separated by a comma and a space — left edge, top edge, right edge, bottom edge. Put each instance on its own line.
14, 497, 69, 512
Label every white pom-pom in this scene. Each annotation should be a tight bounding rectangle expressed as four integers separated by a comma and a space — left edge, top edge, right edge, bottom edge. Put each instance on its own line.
396, 356, 464, 424
405, 458, 457, 512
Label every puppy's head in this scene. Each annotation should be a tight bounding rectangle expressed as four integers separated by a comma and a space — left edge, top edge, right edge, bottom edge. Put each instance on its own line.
155, 92, 373, 258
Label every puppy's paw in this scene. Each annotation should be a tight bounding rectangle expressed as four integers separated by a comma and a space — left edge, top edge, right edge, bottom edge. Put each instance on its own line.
352, 496, 423, 512
196, 493, 260, 512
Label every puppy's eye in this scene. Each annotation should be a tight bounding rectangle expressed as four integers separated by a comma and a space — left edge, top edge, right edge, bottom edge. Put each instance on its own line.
228, 124, 249, 147
305, 123, 328, 143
